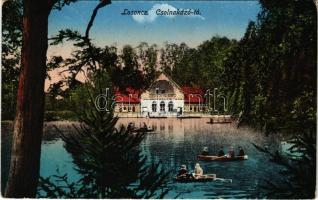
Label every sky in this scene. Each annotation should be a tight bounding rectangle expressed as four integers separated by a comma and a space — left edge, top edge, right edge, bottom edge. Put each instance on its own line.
48, 1, 260, 51
46, 1, 261, 90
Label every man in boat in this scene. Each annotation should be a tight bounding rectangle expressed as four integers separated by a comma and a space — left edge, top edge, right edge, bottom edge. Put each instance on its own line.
177, 165, 190, 178
218, 146, 225, 157
238, 146, 245, 156
201, 146, 209, 156
194, 163, 203, 178
228, 146, 235, 158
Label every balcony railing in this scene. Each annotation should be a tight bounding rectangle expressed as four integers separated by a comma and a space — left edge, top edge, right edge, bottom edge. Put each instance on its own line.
148, 94, 176, 99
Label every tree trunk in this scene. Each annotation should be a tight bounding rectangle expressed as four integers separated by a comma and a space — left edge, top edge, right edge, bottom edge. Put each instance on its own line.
4, 0, 49, 197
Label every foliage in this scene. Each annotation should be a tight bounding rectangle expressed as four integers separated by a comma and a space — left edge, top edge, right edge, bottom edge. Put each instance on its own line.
137, 42, 159, 87
157, 38, 237, 90
220, 0, 316, 198
222, 0, 316, 133
252, 131, 316, 198
39, 24, 171, 198
38, 71, 170, 198
44, 111, 76, 121
1, 0, 22, 120
110, 45, 145, 90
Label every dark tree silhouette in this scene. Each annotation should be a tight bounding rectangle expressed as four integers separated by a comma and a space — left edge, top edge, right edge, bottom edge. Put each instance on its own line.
38, 72, 170, 198
5, 0, 111, 197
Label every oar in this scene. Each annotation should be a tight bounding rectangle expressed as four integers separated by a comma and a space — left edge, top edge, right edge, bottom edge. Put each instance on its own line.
214, 177, 232, 183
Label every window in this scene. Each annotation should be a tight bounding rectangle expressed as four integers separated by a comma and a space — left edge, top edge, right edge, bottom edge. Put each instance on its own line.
152, 101, 157, 112
168, 101, 173, 112
160, 101, 165, 112
132, 106, 135, 112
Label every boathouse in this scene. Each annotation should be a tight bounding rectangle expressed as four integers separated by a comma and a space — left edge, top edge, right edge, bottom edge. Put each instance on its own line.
114, 72, 205, 117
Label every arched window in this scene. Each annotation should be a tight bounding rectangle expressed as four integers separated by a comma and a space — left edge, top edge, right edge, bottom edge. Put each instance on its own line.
160, 101, 165, 112
168, 101, 173, 112
152, 101, 157, 112
119, 105, 122, 112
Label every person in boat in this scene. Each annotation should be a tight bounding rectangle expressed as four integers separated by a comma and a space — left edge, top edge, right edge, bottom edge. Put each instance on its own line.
238, 146, 245, 156
201, 146, 209, 156
142, 122, 148, 129
177, 165, 189, 178
228, 146, 235, 158
127, 122, 135, 132
194, 163, 203, 178
218, 146, 225, 157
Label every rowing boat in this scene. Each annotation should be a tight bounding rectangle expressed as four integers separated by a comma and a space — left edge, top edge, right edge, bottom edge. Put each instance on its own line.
197, 155, 248, 161
149, 116, 167, 118
175, 174, 216, 182
174, 174, 232, 183
134, 127, 154, 132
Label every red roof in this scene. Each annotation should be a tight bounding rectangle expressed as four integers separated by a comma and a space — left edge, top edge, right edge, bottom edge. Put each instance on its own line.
114, 87, 142, 103
114, 86, 205, 103
181, 86, 205, 103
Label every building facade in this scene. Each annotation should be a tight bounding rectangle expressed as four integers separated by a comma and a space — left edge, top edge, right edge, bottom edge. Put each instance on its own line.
114, 72, 205, 117
140, 73, 185, 117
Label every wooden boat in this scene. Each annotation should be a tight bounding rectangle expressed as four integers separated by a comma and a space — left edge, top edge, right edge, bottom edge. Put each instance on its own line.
206, 117, 232, 124
197, 155, 248, 161
134, 127, 154, 132
149, 116, 167, 118
175, 174, 232, 183
206, 121, 231, 124
175, 174, 216, 183
177, 115, 201, 119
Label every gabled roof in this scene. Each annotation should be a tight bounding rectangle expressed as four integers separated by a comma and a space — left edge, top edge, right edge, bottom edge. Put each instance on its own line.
147, 71, 183, 92
113, 73, 205, 104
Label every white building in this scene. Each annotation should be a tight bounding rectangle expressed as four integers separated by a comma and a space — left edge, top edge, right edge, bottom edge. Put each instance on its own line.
114, 72, 205, 117
140, 73, 185, 117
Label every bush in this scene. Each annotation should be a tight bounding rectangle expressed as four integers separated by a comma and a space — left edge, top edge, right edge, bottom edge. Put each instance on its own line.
44, 111, 77, 121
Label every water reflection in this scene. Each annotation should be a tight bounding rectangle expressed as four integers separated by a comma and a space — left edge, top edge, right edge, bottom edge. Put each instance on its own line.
118, 118, 282, 198
2, 119, 283, 198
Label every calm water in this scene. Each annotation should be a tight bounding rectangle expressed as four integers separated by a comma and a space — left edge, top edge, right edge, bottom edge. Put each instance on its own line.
2, 119, 285, 198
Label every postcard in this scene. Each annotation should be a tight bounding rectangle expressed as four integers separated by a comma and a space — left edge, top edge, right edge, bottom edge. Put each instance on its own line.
1, 0, 316, 199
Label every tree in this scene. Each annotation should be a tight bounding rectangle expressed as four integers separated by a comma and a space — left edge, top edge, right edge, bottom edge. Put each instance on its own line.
5, 0, 52, 197
221, 0, 316, 197
137, 42, 158, 88
160, 42, 189, 78
5, 0, 111, 197
38, 71, 170, 198
2, 0, 22, 120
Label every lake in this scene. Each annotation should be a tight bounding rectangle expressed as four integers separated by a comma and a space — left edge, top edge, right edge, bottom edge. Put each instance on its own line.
1, 119, 285, 198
